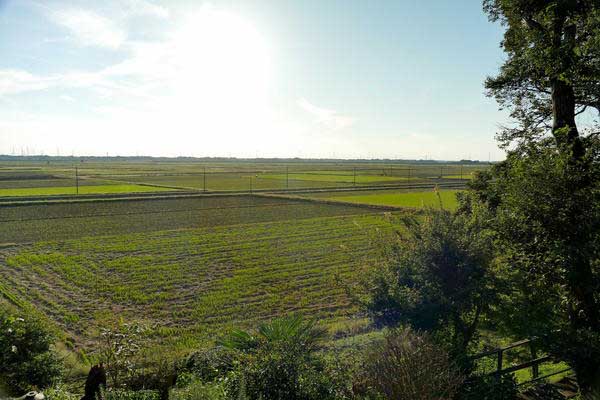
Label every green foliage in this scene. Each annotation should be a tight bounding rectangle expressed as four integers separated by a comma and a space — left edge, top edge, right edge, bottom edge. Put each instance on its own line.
104, 389, 161, 400
220, 315, 337, 400
483, 0, 600, 147
45, 385, 80, 400
0, 309, 63, 394
97, 321, 147, 388
482, 0, 600, 394
469, 141, 600, 392
362, 207, 498, 359
185, 347, 238, 383
125, 357, 180, 400
220, 315, 327, 353
358, 328, 464, 400
170, 377, 227, 400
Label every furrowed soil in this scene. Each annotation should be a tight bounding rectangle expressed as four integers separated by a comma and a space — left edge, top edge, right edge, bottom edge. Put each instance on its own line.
0, 194, 393, 354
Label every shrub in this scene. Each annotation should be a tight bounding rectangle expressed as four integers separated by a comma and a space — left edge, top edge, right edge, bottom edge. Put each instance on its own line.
97, 322, 146, 389
184, 347, 238, 382
104, 389, 161, 400
220, 315, 337, 400
123, 357, 179, 400
0, 309, 63, 394
45, 385, 80, 400
359, 328, 464, 400
224, 345, 335, 400
170, 377, 227, 400
361, 207, 498, 363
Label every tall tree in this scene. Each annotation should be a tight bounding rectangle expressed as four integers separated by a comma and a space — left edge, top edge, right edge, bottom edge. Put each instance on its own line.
480, 0, 600, 394
484, 0, 600, 152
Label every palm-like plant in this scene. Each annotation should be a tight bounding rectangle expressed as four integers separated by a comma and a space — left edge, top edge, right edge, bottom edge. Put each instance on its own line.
219, 316, 332, 400
220, 315, 326, 353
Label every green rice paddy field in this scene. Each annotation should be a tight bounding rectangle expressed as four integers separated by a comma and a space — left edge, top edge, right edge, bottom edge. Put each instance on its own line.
0, 184, 174, 197
300, 189, 461, 210
0, 159, 470, 355
0, 194, 392, 354
0, 160, 487, 195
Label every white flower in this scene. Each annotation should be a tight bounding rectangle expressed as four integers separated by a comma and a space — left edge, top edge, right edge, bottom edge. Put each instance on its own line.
11, 345, 17, 353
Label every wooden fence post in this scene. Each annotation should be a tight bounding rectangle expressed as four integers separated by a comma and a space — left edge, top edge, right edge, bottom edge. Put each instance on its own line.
530, 342, 539, 379
497, 349, 503, 374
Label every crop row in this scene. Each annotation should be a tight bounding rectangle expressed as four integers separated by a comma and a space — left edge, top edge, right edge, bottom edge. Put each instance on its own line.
0, 213, 393, 353
0, 195, 376, 243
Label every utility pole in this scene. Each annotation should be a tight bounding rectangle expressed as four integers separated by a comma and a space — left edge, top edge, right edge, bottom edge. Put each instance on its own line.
249, 176, 253, 193
353, 167, 356, 187
75, 166, 79, 195
203, 166, 207, 192
408, 167, 411, 181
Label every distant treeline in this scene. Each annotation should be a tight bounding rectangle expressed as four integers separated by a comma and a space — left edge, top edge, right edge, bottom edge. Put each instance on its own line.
0, 154, 488, 165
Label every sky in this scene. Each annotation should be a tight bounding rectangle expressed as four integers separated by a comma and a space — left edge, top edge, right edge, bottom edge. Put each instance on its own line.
0, 0, 508, 161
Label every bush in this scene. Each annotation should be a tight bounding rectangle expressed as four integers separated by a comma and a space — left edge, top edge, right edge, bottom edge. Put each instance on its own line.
104, 389, 161, 400
184, 347, 238, 382
45, 385, 80, 400
225, 345, 336, 400
124, 358, 178, 400
0, 309, 63, 394
170, 377, 226, 400
362, 207, 497, 362
359, 328, 464, 400
220, 315, 338, 400
98, 322, 146, 389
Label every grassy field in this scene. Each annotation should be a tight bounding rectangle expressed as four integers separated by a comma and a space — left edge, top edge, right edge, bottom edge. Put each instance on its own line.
0, 203, 391, 353
444, 174, 475, 180
261, 173, 412, 184
0, 178, 115, 189
300, 189, 461, 210
122, 173, 349, 191
0, 184, 175, 197
0, 160, 488, 195
0, 195, 375, 243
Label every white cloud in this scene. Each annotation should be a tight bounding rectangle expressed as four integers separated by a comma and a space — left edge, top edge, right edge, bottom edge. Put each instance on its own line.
120, 0, 170, 19
51, 8, 126, 49
297, 98, 355, 131
0, 70, 55, 95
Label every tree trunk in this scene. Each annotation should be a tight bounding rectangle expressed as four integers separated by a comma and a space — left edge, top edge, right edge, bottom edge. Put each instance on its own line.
569, 254, 600, 396
551, 78, 587, 160
551, 78, 578, 141
573, 361, 600, 399
551, 77, 600, 394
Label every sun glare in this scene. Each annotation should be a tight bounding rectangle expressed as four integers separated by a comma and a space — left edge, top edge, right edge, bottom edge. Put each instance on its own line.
168, 9, 271, 126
